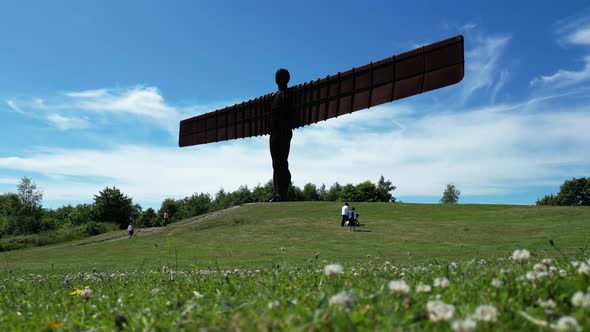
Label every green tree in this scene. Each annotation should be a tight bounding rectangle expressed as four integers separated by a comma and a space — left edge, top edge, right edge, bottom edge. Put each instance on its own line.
232, 186, 253, 205
339, 184, 361, 202
376, 175, 397, 202
302, 183, 319, 201
440, 183, 461, 204
137, 208, 159, 227
317, 184, 328, 201
326, 182, 342, 201
356, 181, 378, 201
178, 193, 212, 219
535, 194, 559, 206
536, 177, 590, 206
66, 204, 95, 226
252, 180, 274, 202
288, 183, 304, 201
557, 177, 590, 206
93, 187, 134, 228
17, 177, 43, 209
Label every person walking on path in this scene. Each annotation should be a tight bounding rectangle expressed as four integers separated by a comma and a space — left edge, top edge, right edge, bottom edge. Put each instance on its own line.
341, 203, 349, 227
163, 211, 169, 227
127, 223, 134, 239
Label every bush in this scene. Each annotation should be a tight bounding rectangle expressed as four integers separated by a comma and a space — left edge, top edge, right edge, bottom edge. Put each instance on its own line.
85, 221, 107, 236
536, 177, 590, 206
93, 187, 134, 228
137, 208, 159, 228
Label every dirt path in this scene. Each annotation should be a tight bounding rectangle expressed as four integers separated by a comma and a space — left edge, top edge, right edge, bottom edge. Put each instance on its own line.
24, 204, 248, 251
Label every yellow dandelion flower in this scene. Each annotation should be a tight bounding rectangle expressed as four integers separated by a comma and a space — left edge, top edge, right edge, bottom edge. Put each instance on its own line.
70, 289, 83, 295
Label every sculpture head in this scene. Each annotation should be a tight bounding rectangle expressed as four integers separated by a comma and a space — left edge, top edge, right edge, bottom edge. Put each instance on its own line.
275, 68, 290, 91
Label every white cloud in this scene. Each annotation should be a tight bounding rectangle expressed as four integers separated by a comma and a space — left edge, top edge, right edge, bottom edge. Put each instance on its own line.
0, 94, 588, 205
6, 100, 22, 112
531, 18, 590, 88
530, 56, 590, 88
64, 89, 108, 98
66, 86, 176, 120
47, 114, 90, 130
567, 25, 590, 45
0, 177, 19, 185
460, 35, 511, 103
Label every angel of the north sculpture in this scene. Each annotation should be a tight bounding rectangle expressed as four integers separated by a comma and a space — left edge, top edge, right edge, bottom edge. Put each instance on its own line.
179, 35, 464, 201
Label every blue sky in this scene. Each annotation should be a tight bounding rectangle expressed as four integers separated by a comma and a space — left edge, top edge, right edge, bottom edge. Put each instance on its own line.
1, 0, 589, 209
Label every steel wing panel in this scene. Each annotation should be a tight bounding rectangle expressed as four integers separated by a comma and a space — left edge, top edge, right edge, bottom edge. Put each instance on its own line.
179, 94, 273, 147
290, 35, 464, 129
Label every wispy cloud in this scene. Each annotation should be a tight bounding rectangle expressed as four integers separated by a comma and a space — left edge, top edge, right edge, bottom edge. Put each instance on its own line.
65, 86, 176, 120
460, 34, 511, 104
47, 114, 90, 130
532, 16, 590, 88
9, 86, 186, 134
6, 100, 22, 112
530, 55, 590, 88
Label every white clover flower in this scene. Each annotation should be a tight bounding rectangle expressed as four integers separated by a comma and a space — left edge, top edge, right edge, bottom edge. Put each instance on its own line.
388, 280, 410, 294
534, 263, 547, 272
151, 288, 160, 296
416, 284, 432, 293
576, 262, 590, 275
473, 304, 498, 322
571, 291, 590, 308
324, 264, 343, 276
426, 300, 455, 322
268, 300, 280, 309
490, 279, 502, 288
329, 291, 357, 308
81, 288, 93, 300
537, 298, 556, 309
526, 271, 549, 281
434, 277, 450, 288
451, 317, 477, 332
542, 258, 553, 266
449, 262, 458, 269
553, 316, 580, 332
512, 249, 531, 261
479, 259, 487, 265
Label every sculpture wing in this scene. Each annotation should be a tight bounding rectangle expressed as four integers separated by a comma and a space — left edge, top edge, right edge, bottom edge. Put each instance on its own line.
290, 35, 464, 128
179, 93, 274, 147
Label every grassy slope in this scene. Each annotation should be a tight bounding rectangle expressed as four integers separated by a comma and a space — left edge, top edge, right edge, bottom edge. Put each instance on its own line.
1, 202, 588, 272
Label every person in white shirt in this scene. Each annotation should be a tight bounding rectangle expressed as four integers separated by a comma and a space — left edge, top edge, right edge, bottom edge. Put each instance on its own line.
341, 203, 349, 227
163, 211, 169, 227
127, 223, 134, 238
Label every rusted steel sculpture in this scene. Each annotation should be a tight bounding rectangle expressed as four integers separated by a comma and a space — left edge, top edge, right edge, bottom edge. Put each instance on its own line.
179, 35, 465, 201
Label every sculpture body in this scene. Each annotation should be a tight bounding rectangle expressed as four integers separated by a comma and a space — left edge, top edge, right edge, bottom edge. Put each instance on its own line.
269, 69, 294, 200
179, 35, 465, 201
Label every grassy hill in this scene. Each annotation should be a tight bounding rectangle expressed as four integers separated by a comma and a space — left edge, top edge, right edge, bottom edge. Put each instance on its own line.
2, 202, 588, 272
1, 202, 589, 330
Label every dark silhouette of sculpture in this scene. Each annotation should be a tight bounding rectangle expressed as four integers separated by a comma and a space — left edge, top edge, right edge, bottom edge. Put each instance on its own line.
179, 35, 465, 201
269, 68, 294, 201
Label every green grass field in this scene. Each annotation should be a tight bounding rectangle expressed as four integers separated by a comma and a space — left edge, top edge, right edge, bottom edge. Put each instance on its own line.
1, 202, 589, 330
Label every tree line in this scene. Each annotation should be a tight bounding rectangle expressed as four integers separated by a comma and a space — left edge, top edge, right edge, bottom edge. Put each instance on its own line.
536, 177, 590, 206
0, 176, 397, 238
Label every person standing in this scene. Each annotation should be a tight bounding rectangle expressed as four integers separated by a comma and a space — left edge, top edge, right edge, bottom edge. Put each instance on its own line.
341, 203, 349, 227
163, 211, 169, 227
127, 223, 134, 239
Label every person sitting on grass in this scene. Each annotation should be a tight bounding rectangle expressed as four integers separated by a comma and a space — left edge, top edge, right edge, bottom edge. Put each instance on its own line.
127, 223, 134, 239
